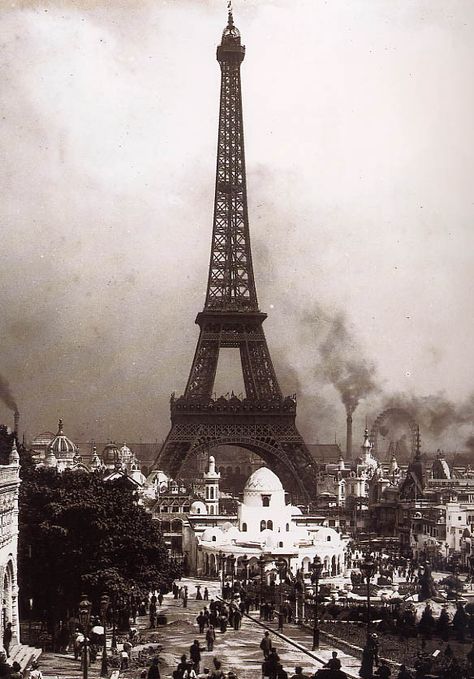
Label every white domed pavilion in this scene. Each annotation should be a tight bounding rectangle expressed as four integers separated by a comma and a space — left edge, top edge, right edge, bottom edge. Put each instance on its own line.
189, 464, 348, 582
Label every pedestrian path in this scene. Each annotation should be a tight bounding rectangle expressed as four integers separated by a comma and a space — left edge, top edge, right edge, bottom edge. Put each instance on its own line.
157, 577, 362, 678
35, 577, 365, 678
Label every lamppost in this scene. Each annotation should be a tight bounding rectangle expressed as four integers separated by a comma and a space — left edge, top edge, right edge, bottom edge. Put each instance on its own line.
453, 555, 460, 604
78, 595, 92, 679
99, 594, 110, 678
228, 554, 236, 594
241, 554, 249, 586
276, 559, 287, 608
445, 542, 449, 568
310, 556, 323, 650
217, 551, 226, 596
360, 553, 376, 642
111, 593, 117, 650
259, 554, 266, 605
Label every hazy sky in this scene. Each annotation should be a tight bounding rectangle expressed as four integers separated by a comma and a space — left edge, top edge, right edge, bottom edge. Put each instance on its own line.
1, 0, 473, 454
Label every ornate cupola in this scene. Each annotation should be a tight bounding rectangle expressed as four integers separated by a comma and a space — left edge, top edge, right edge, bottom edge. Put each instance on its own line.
47, 419, 78, 471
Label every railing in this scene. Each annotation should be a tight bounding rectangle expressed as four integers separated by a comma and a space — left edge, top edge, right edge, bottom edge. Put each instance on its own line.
170, 393, 297, 415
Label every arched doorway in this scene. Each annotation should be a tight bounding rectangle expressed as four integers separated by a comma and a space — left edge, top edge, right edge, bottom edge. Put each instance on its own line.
2, 560, 17, 641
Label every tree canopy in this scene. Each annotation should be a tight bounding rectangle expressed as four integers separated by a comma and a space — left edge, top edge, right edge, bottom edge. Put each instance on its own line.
19, 466, 180, 625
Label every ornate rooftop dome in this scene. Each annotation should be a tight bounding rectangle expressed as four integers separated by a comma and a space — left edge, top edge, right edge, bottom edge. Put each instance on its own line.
102, 442, 121, 465
48, 419, 78, 459
244, 467, 283, 494
120, 443, 134, 463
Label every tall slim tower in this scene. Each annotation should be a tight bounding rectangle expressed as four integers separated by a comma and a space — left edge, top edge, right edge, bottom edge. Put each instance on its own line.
156, 9, 317, 501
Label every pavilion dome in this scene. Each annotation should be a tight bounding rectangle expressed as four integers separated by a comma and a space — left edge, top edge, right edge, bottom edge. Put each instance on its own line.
243, 467, 286, 508
48, 419, 77, 459
244, 467, 283, 493
102, 442, 121, 466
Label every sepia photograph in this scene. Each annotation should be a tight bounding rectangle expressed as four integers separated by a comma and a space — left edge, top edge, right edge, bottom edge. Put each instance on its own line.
0, 1, 473, 678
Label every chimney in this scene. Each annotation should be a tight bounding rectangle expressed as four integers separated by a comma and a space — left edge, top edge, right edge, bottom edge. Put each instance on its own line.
13, 411, 20, 440
346, 412, 353, 459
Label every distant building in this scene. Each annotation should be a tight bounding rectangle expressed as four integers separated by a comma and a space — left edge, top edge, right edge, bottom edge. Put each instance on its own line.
0, 427, 21, 647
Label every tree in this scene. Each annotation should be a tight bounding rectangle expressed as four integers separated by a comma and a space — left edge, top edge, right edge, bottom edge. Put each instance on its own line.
19, 466, 180, 630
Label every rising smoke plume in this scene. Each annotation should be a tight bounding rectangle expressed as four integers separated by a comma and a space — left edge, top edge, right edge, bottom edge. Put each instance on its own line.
303, 304, 379, 415
383, 391, 474, 438
0, 374, 18, 415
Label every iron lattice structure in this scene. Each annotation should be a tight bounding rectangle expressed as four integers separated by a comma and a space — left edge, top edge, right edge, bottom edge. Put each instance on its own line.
156, 12, 317, 501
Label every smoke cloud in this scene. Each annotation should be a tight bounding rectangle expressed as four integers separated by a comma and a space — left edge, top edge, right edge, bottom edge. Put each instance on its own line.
381, 392, 474, 438
303, 304, 379, 416
0, 374, 18, 414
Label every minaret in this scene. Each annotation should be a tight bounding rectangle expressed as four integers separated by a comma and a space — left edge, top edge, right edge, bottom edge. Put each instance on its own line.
203, 455, 220, 515
361, 427, 372, 463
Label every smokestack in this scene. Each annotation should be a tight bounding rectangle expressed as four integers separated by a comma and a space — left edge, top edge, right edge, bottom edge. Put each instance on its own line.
13, 411, 19, 440
346, 412, 353, 459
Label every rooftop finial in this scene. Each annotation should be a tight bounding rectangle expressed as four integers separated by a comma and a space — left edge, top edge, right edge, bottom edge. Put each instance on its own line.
58, 418, 64, 434
227, 0, 234, 26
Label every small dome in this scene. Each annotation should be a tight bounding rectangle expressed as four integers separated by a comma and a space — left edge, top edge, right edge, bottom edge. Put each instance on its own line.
120, 443, 134, 463
190, 501, 207, 515
48, 419, 78, 459
102, 442, 121, 465
244, 467, 283, 493
202, 527, 223, 543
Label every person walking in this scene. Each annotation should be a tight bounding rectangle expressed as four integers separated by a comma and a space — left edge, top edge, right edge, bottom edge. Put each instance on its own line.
120, 648, 129, 670
233, 608, 242, 631
204, 588, 209, 601
190, 640, 203, 674
175, 654, 188, 679
324, 652, 341, 671
210, 659, 224, 679
148, 657, 161, 679
289, 668, 309, 679
267, 649, 280, 679
197, 612, 206, 634
260, 631, 273, 659
205, 625, 216, 651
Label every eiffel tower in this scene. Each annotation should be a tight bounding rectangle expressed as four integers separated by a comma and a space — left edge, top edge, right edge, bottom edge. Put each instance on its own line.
156, 9, 317, 501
